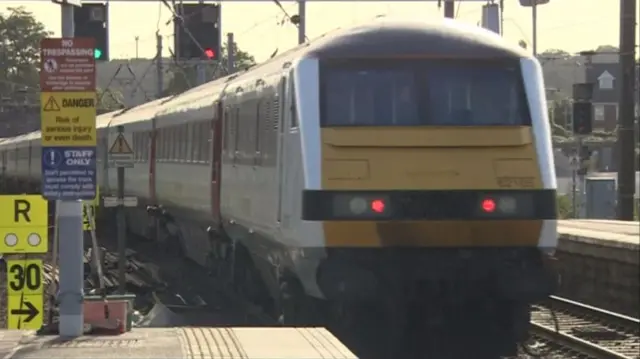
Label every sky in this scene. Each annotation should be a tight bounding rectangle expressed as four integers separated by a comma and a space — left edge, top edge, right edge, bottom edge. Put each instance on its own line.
0, 0, 631, 62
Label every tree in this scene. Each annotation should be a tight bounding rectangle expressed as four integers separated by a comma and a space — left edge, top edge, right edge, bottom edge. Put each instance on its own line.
163, 41, 257, 96
595, 45, 618, 53
0, 7, 51, 98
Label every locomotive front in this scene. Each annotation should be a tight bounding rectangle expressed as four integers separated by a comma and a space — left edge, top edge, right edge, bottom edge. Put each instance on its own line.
300, 21, 558, 358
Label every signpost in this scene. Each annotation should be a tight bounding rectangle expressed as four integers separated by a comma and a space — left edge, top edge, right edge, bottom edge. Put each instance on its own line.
108, 131, 134, 168
108, 125, 136, 293
40, 38, 97, 201
40, 33, 96, 337
0, 195, 48, 329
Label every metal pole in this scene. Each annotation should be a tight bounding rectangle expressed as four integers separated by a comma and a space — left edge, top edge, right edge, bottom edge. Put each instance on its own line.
116, 125, 127, 294
617, 0, 637, 220
444, 0, 455, 18
57, 3, 85, 338
572, 169, 577, 218
135, 36, 139, 59
227, 32, 234, 74
156, 33, 163, 98
577, 137, 585, 218
196, 63, 207, 85
297, 0, 306, 45
531, 0, 537, 56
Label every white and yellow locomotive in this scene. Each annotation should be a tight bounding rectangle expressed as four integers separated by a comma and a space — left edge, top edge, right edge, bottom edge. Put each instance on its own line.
0, 19, 558, 358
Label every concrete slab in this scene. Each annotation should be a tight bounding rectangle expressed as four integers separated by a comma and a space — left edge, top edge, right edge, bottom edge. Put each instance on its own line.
2, 327, 357, 359
558, 219, 639, 252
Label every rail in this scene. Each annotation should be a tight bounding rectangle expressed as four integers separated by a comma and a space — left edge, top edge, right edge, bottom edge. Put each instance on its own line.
528, 295, 639, 359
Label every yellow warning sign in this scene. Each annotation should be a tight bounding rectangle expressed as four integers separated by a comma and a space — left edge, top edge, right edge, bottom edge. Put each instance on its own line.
7, 294, 43, 330
6, 259, 44, 296
109, 133, 134, 154
40, 91, 96, 147
6, 259, 44, 329
0, 195, 48, 254
42, 96, 61, 111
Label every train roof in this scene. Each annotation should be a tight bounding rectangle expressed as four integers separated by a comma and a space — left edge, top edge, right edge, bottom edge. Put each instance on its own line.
304, 18, 530, 60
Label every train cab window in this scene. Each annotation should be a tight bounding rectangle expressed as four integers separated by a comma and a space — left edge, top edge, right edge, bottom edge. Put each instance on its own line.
320, 60, 530, 127
424, 62, 530, 126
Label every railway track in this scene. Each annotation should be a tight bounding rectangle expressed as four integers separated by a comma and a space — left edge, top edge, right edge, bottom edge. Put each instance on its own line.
528, 295, 639, 359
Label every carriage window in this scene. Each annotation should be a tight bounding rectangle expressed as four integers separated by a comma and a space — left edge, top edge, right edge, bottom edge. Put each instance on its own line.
191, 122, 201, 161
321, 60, 530, 127
201, 121, 211, 163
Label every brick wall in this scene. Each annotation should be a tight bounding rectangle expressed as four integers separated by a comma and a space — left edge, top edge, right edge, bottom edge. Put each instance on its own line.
555, 240, 639, 317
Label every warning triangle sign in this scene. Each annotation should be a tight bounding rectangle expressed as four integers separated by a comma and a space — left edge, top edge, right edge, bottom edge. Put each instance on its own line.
109, 133, 134, 155
43, 96, 61, 112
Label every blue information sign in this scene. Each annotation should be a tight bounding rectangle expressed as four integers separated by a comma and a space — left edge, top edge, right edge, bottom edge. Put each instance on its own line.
41, 146, 97, 200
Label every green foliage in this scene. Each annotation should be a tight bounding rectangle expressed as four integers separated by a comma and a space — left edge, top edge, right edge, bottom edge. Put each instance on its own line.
163, 42, 257, 96
0, 7, 52, 96
556, 195, 574, 219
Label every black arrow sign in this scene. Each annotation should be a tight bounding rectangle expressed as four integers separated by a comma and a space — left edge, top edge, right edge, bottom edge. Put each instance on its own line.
11, 300, 39, 323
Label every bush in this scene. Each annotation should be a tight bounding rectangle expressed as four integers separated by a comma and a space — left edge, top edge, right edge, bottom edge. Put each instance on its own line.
556, 195, 574, 219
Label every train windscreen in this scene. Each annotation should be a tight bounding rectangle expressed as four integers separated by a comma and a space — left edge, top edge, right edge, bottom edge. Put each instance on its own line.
320, 59, 531, 127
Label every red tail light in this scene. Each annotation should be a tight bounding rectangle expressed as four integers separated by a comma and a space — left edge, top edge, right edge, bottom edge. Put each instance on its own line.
481, 198, 496, 213
371, 199, 386, 213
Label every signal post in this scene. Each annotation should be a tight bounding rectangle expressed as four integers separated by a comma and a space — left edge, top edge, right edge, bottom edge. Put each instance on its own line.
40, 2, 97, 336
0, 195, 48, 330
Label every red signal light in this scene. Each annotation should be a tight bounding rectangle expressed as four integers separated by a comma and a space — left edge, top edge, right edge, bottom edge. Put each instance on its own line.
204, 48, 215, 59
481, 198, 496, 213
371, 199, 385, 213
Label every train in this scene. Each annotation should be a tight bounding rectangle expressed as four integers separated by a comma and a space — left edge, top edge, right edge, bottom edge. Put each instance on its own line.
0, 19, 559, 358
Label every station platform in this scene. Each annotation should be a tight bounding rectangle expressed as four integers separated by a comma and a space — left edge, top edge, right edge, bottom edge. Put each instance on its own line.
0, 327, 357, 359
558, 219, 639, 251
556, 219, 639, 317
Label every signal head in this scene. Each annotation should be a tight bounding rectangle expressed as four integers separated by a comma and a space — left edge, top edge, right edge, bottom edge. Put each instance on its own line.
204, 48, 215, 59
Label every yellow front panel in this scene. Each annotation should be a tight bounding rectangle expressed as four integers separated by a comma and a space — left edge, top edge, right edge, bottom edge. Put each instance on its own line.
320, 127, 544, 248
